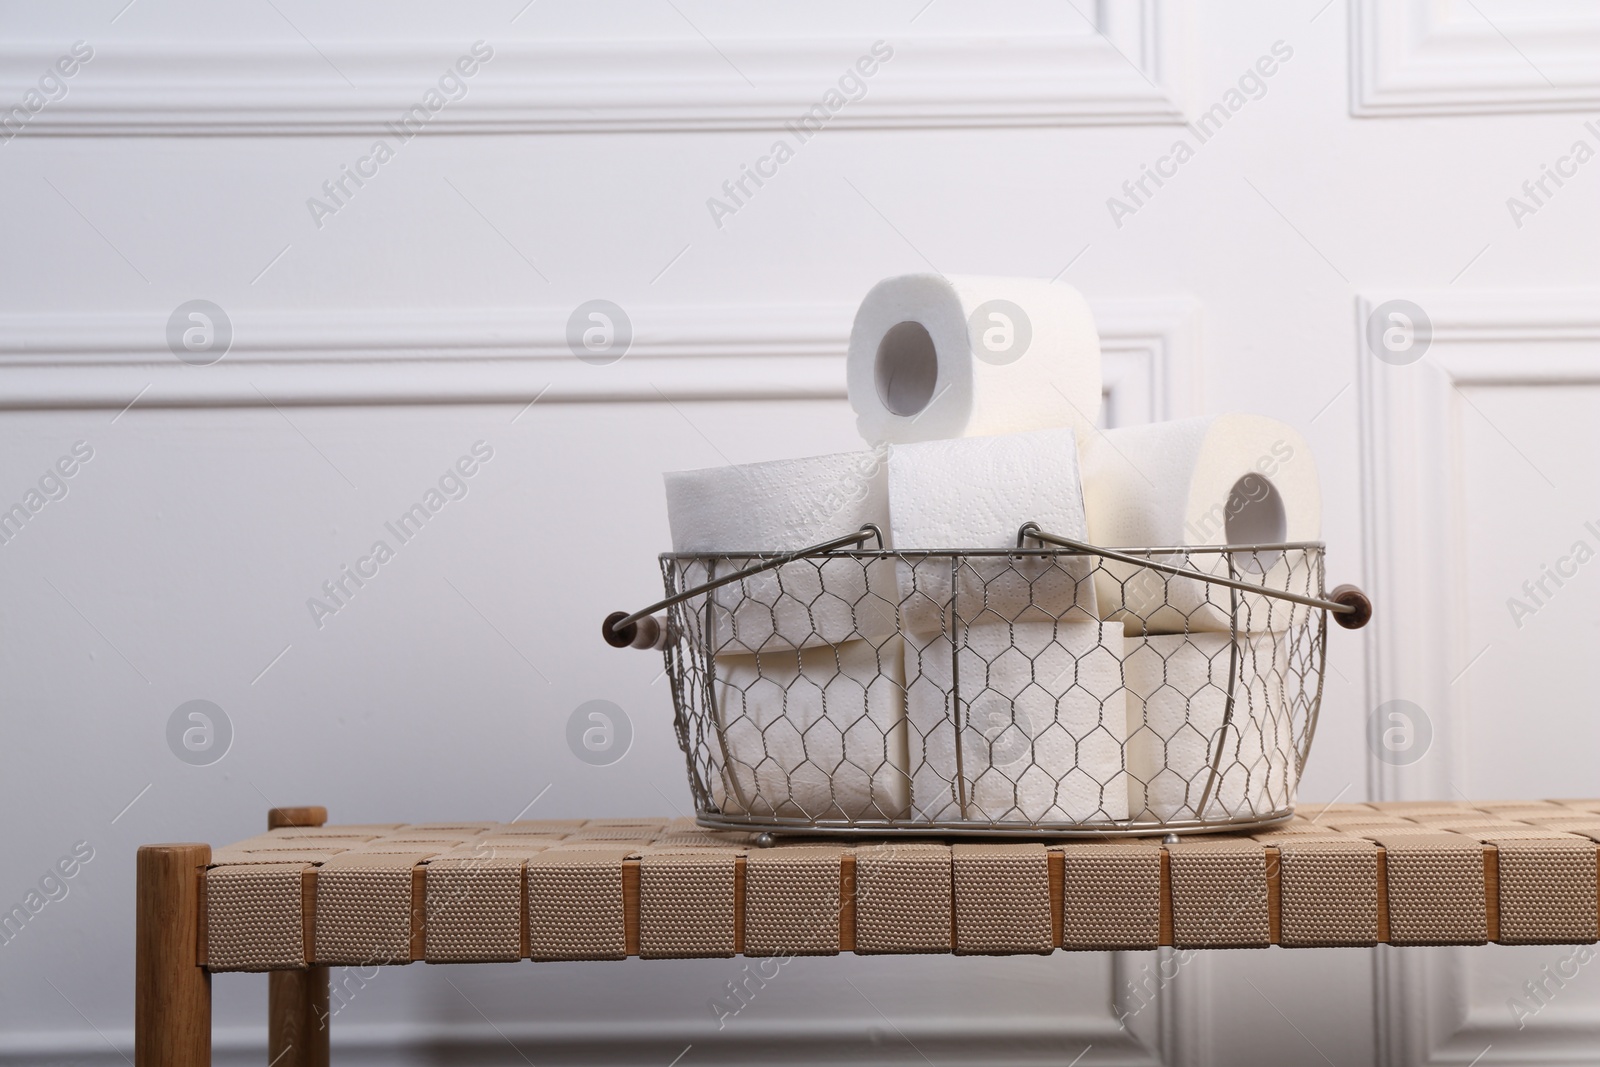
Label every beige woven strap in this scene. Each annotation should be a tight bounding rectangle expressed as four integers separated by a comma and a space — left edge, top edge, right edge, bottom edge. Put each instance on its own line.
1370, 833, 1487, 944
1254, 830, 1361, 844
1492, 808, 1572, 822
1276, 839, 1379, 946
638, 852, 736, 959
206, 863, 305, 972
262, 826, 385, 841
1352, 825, 1453, 837
1439, 819, 1525, 830
650, 832, 749, 850
423, 856, 525, 963
544, 838, 649, 857
1167, 840, 1269, 947
208, 849, 335, 867
453, 847, 547, 865
524, 848, 629, 960
853, 843, 952, 954
637, 844, 744, 857
315, 852, 431, 964
476, 831, 566, 851
950, 844, 1051, 955
1369, 802, 1465, 816
1255, 823, 1344, 837
368, 832, 472, 846
1544, 825, 1600, 845
238, 837, 372, 854
1496, 840, 1600, 944
1058, 843, 1160, 950
1476, 829, 1588, 844
571, 826, 667, 841
1523, 813, 1600, 825
496, 820, 586, 833
743, 846, 843, 957
1324, 818, 1407, 831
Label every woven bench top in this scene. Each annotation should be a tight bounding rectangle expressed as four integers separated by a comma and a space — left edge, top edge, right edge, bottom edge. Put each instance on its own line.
199, 800, 1600, 971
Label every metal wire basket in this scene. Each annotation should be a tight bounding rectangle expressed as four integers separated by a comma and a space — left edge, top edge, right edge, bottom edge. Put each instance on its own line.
603, 524, 1370, 838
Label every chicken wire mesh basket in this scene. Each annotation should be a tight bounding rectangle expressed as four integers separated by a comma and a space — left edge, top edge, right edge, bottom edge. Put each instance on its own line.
604, 524, 1369, 838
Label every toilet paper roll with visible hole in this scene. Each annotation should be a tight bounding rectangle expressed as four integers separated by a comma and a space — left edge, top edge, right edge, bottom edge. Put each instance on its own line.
665, 450, 899, 652
887, 427, 1098, 636
906, 620, 1128, 824
1124, 633, 1299, 823
1080, 415, 1321, 635
848, 274, 1102, 445
711, 638, 910, 820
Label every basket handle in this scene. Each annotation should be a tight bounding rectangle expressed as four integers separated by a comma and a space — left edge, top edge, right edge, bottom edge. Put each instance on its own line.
1018, 524, 1371, 628
601, 524, 886, 648
600, 521, 1372, 648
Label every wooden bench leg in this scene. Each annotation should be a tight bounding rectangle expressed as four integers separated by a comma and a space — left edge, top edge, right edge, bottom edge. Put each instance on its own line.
137, 843, 211, 1067
270, 969, 330, 1067
267, 805, 331, 1066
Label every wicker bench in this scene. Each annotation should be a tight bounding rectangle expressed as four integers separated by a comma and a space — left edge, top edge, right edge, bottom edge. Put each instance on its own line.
136, 800, 1600, 1065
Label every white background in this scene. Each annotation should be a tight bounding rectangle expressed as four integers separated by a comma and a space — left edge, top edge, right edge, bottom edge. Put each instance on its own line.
2, 1, 1599, 1064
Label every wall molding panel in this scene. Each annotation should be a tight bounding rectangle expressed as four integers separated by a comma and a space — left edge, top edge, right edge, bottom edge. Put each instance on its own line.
10, 2, 1190, 136
1359, 290, 1600, 1067
1352, 0, 1600, 117
1099, 296, 1203, 426
0, 297, 1200, 412
0, 1008, 1163, 1067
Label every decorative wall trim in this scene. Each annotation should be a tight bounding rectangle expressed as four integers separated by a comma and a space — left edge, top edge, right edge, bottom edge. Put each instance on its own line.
1099, 296, 1203, 426
12, 3, 1189, 136
1351, 0, 1600, 117
2, 994, 1162, 1067
1359, 290, 1600, 1066
0, 297, 1200, 412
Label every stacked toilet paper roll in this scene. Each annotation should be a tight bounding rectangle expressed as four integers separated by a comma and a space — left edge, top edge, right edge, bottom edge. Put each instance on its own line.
1080, 415, 1321, 635
906, 619, 1128, 824
668, 450, 911, 820
1123, 632, 1299, 822
665, 449, 899, 652
848, 274, 1103, 446
712, 637, 911, 820
886, 426, 1098, 635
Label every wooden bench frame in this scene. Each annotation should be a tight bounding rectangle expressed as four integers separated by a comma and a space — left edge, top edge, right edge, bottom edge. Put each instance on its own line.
138, 807, 335, 1067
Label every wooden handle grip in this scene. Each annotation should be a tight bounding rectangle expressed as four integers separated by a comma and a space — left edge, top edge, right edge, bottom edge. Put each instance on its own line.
1330, 584, 1372, 629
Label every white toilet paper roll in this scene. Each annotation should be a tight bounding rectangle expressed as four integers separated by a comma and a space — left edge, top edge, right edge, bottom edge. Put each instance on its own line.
1124, 633, 1299, 823
906, 620, 1128, 824
712, 638, 910, 820
848, 274, 1102, 445
887, 427, 1098, 636
665, 450, 899, 652
1080, 415, 1321, 635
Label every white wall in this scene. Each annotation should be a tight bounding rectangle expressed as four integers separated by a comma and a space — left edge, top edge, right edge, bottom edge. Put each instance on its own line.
2, 1, 1598, 1064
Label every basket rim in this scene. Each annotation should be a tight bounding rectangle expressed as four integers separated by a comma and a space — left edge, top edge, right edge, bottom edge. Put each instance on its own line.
695, 810, 1297, 839
661, 540, 1327, 561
